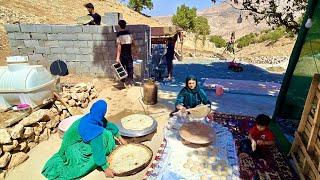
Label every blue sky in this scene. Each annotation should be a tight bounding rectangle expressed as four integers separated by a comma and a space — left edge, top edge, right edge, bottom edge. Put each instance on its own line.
121, 0, 217, 16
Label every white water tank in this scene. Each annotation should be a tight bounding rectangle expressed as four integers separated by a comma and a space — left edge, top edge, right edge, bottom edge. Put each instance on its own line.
0, 56, 55, 108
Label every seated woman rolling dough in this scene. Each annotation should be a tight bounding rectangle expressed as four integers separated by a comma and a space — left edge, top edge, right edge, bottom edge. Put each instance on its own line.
42, 100, 127, 179
172, 75, 211, 115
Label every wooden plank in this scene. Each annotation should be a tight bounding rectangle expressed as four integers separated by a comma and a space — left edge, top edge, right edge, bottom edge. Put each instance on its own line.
307, 115, 314, 126
295, 132, 319, 176
302, 132, 309, 145
32, 98, 54, 112
307, 97, 320, 152
305, 127, 311, 139
53, 92, 83, 116
306, 121, 312, 132
308, 170, 316, 180
315, 145, 320, 157
316, 139, 320, 151
298, 75, 320, 132
291, 151, 306, 180
292, 75, 320, 180
297, 148, 305, 164
315, 90, 320, 101
289, 140, 299, 156
314, 147, 320, 170
310, 108, 316, 117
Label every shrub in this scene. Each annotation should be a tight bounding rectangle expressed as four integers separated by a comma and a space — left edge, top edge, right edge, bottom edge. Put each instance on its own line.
209, 35, 226, 48
257, 27, 287, 43
236, 33, 257, 48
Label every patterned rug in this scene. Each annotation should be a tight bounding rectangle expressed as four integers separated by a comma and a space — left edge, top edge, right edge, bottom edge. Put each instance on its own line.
207, 112, 298, 180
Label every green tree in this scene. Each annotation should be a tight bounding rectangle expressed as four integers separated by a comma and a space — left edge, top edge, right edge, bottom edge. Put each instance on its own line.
228, 0, 307, 33
172, 4, 197, 31
128, 0, 153, 13
209, 35, 227, 48
192, 16, 211, 55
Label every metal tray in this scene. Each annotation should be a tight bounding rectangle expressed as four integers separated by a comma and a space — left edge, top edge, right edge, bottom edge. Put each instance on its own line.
115, 117, 158, 137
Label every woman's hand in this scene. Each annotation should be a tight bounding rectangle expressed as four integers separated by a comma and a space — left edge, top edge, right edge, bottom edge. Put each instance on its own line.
176, 104, 187, 113
118, 137, 128, 145
104, 168, 115, 178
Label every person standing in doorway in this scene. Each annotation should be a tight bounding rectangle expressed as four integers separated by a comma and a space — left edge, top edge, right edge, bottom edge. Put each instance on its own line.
116, 20, 138, 86
165, 37, 175, 80
84, 3, 101, 25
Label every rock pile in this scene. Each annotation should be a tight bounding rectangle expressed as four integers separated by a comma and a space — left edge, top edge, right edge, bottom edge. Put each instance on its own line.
0, 109, 53, 178
244, 56, 289, 64
59, 83, 98, 109
0, 83, 98, 178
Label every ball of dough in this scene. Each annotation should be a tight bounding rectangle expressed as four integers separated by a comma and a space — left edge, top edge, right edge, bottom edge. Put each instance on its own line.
190, 166, 199, 173
187, 151, 193, 157
208, 156, 216, 163
200, 175, 207, 180
183, 163, 191, 169
205, 169, 213, 175
198, 156, 207, 162
211, 176, 219, 180
193, 161, 201, 166
200, 151, 207, 156
187, 158, 193, 164
199, 167, 206, 174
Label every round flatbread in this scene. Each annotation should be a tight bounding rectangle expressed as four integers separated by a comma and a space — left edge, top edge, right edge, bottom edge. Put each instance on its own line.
121, 114, 154, 131
109, 144, 152, 176
188, 104, 211, 118
179, 122, 215, 144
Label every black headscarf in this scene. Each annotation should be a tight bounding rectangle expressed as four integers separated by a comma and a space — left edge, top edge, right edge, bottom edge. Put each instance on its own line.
184, 75, 200, 94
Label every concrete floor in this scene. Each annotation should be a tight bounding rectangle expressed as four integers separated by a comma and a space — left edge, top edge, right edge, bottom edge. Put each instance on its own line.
208, 91, 276, 117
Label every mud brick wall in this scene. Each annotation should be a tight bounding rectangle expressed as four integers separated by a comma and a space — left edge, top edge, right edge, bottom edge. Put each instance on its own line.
4, 24, 151, 78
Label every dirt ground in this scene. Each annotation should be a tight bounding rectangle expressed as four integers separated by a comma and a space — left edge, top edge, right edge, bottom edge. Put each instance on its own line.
5, 75, 177, 180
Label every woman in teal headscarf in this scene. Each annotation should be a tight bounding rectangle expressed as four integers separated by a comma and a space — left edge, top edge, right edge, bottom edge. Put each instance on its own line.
42, 100, 127, 179
175, 75, 210, 113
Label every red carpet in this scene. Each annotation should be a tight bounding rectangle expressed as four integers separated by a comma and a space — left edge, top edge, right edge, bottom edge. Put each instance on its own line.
207, 112, 297, 180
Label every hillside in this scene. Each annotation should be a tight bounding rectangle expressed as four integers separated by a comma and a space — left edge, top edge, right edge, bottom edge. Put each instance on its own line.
154, 1, 296, 60
153, 2, 269, 39
0, 0, 163, 65
0, 0, 297, 65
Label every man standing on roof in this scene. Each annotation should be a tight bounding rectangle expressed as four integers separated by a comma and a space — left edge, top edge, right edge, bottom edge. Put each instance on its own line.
84, 3, 101, 25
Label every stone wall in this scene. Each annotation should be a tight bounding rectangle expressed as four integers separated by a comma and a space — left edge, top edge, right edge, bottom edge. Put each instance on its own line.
4, 24, 150, 78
